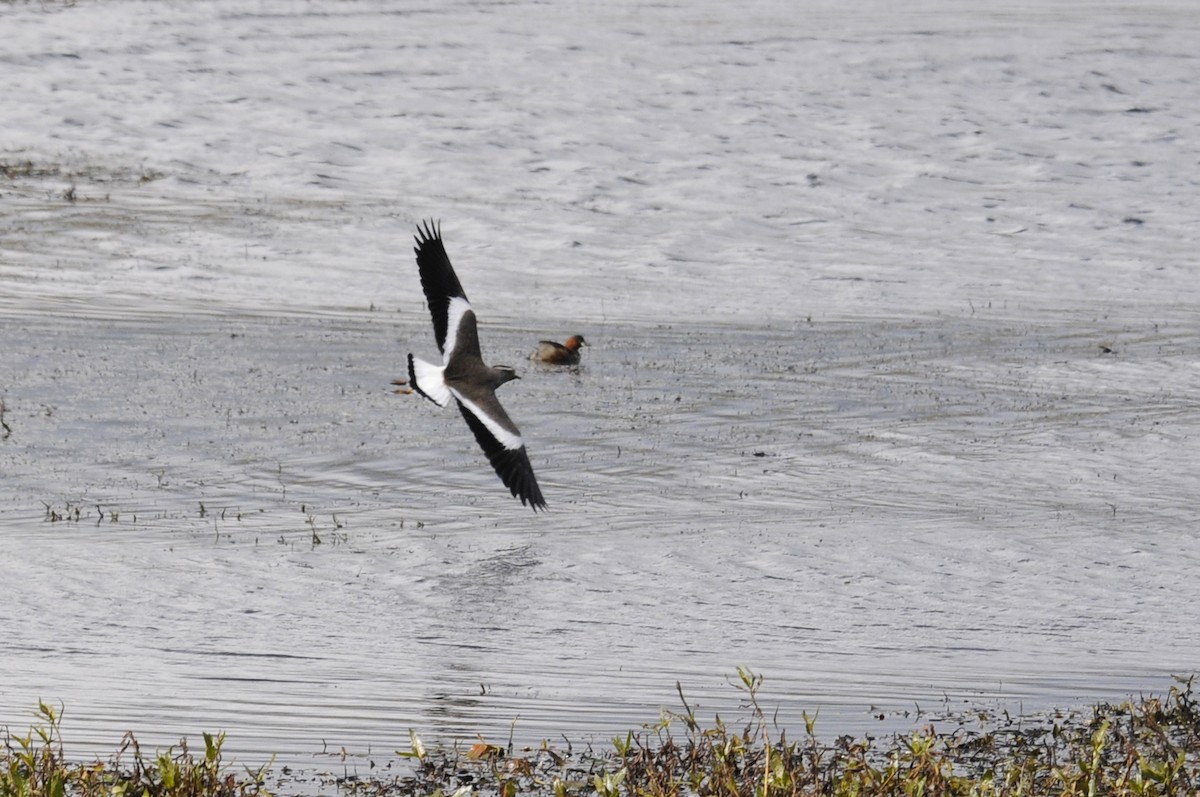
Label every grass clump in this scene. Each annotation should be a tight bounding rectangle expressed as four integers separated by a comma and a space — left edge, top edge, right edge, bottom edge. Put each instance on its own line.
390, 669, 1200, 797
1, 701, 266, 797
4, 674, 1199, 797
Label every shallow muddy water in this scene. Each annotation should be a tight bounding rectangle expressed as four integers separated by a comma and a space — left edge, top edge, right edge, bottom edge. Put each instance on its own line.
2, 0, 1199, 774
3, 310, 1197, 768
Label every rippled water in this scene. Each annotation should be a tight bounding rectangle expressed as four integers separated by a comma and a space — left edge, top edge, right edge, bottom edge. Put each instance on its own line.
2, 0, 1199, 774
4, 311, 1197, 768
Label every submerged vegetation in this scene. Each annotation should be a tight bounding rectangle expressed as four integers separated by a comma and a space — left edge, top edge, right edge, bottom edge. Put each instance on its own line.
4, 671, 1199, 797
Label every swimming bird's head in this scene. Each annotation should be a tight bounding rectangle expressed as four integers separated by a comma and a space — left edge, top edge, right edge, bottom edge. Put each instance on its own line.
565, 335, 588, 351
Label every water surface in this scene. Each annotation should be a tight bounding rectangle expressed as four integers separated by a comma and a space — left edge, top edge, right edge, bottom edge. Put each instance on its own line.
2, 0, 1199, 773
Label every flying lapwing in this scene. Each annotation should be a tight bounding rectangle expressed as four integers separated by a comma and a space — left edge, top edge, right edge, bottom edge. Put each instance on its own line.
403, 220, 547, 512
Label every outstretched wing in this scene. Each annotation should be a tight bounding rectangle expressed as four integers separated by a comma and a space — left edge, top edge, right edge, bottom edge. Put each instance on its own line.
453, 393, 547, 512
414, 220, 470, 356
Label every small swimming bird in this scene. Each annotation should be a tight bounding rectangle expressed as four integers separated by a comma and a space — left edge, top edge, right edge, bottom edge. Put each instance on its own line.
405, 220, 546, 511
530, 335, 588, 366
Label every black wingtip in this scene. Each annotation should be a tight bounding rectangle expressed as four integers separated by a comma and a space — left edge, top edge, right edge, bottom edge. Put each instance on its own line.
507, 463, 547, 513
517, 469, 547, 512
414, 218, 442, 253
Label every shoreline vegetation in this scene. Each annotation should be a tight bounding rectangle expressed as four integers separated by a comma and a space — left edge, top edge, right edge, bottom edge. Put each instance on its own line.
3, 670, 1197, 797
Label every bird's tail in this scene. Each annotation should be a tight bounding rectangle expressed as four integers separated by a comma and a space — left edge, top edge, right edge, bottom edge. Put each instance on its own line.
408, 354, 453, 407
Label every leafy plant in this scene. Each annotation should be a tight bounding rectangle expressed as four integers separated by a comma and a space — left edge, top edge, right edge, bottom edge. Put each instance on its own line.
5, 675, 1200, 797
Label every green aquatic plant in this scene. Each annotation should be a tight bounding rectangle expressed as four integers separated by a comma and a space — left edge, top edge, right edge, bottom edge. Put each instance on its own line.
1, 701, 69, 797
40, 502, 82, 523
0, 702, 261, 797
588, 672, 1200, 797
4, 676, 1200, 797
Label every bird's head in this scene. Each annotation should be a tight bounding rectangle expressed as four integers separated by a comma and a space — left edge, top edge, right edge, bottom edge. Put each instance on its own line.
566, 335, 588, 351
491, 365, 520, 388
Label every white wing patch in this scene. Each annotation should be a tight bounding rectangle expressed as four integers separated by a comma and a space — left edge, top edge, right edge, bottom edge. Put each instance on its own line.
441, 296, 473, 362
409, 356, 452, 407
452, 390, 524, 451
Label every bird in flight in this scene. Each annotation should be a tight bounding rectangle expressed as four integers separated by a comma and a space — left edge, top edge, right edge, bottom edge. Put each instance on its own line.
404, 220, 546, 511
530, 334, 589, 366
